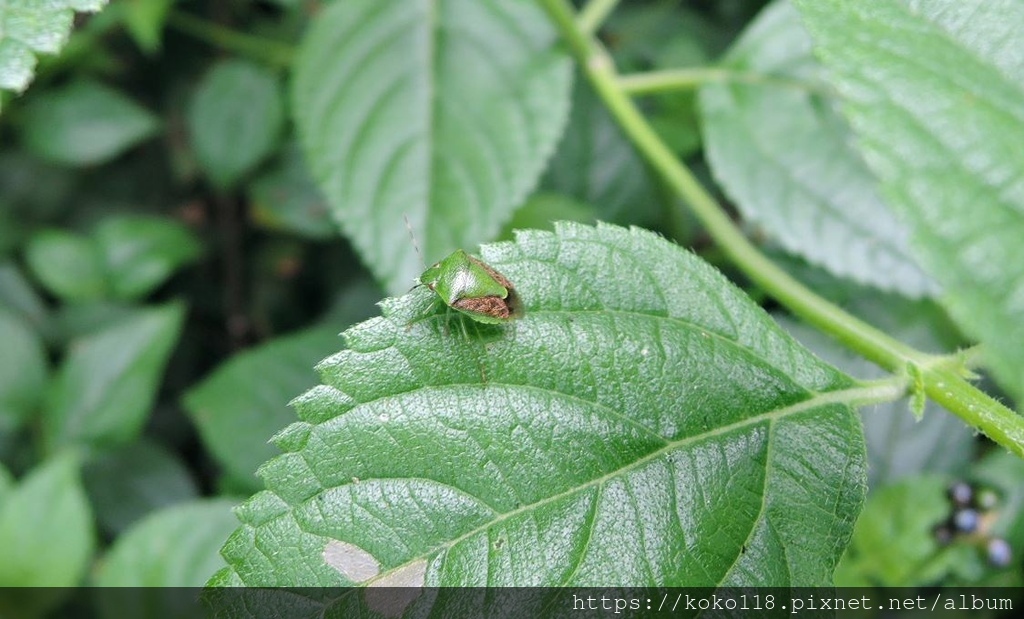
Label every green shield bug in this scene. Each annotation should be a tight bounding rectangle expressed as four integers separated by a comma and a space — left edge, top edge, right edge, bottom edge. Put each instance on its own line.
417, 250, 522, 324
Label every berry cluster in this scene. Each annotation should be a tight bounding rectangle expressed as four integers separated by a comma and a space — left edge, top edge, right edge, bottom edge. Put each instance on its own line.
933, 481, 1012, 567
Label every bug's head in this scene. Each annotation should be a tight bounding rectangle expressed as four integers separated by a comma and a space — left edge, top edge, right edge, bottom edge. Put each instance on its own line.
418, 261, 443, 290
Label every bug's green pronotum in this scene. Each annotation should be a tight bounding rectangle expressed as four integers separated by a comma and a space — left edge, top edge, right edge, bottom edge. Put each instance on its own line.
417, 250, 522, 324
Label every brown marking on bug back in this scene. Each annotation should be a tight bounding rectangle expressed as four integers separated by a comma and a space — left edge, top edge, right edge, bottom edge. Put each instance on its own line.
452, 295, 512, 319
465, 255, 522, 318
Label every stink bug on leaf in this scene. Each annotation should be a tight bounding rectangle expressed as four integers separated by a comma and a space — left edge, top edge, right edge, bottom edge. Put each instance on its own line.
417, 250, 522, 324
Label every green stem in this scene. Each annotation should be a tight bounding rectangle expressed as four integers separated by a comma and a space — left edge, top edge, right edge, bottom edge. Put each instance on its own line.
537, 0, 1024, 458
167, 11, 295, 69
578, 0, 621, 34
618, 68, 827, 96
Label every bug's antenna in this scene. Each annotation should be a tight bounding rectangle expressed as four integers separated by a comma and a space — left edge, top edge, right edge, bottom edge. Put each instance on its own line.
403, 213, 425, 268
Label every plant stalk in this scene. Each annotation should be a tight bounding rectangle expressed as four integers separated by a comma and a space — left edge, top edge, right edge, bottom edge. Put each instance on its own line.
167, 11, 295, 69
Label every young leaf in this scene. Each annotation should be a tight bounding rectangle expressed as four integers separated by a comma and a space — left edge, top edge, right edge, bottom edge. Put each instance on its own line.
187, 60, 284, 189
0, 0, 109, 99
93, 214, 202, 300
217, 223, 866, 588
42, 302, 185, 452
24, 228, 107, 302
0, 452, 95, 587
700, 0, 935, 297
120, 0, 175, 54
293, 0, 572, 294
792, 0, 1024, 407
19, 80, 160, 165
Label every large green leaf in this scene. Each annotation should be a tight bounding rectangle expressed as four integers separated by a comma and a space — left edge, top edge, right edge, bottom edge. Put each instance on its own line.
700, 0, 935, 297
214, 223, 865, 589
293, 0, 572, 294
0, 453, 94, 588
42, 302, 185, 452
19, 80, 159, 166
0, 0, 108, 101
791, 0, 1024, 406
187, 60, 284, 188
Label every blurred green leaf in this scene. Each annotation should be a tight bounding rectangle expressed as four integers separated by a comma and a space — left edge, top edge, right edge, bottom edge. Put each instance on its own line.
970, 451, 1024, 550
49, 301, 146, 344
0, 0, 109, 99
793, 0, 1024, 406
94, 498, 237, 587
0, 452, 94, 587
293, 0, 572, 294
94, 215, 201, 300
541, 78, 658, 225
82, 438, 198, 535
0, 463, 11, 499
0, 151, 77, 222
248, 143, 335, 239
836, 476, 958, 587
0, 261, 50, 332
42, 302, 185, 452
121, 0, 175, 53
0, 202, 23, 257
24, 215, 200, 305
0, 307, 48, 433
217, 223, 864, 588
24, 228, 106, 302
19, 80, 159, 165
184, 324, 345, 492
188, 60, 284, 188
500, 192, 596, 239
700, 0, 936, 297
606, 2, 721, 71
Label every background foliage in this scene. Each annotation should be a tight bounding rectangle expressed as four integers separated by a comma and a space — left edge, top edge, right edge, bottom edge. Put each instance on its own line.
1, 0, 1022, 610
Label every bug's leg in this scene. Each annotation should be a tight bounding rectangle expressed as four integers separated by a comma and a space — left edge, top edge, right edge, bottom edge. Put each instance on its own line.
442, 305, 453, 337
465, 320, 489, 384
405, 296, 441, 332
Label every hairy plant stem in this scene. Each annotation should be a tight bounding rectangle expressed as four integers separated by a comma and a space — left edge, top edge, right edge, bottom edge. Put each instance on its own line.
537, 0, 1024, 458
167, 11, 294, 69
